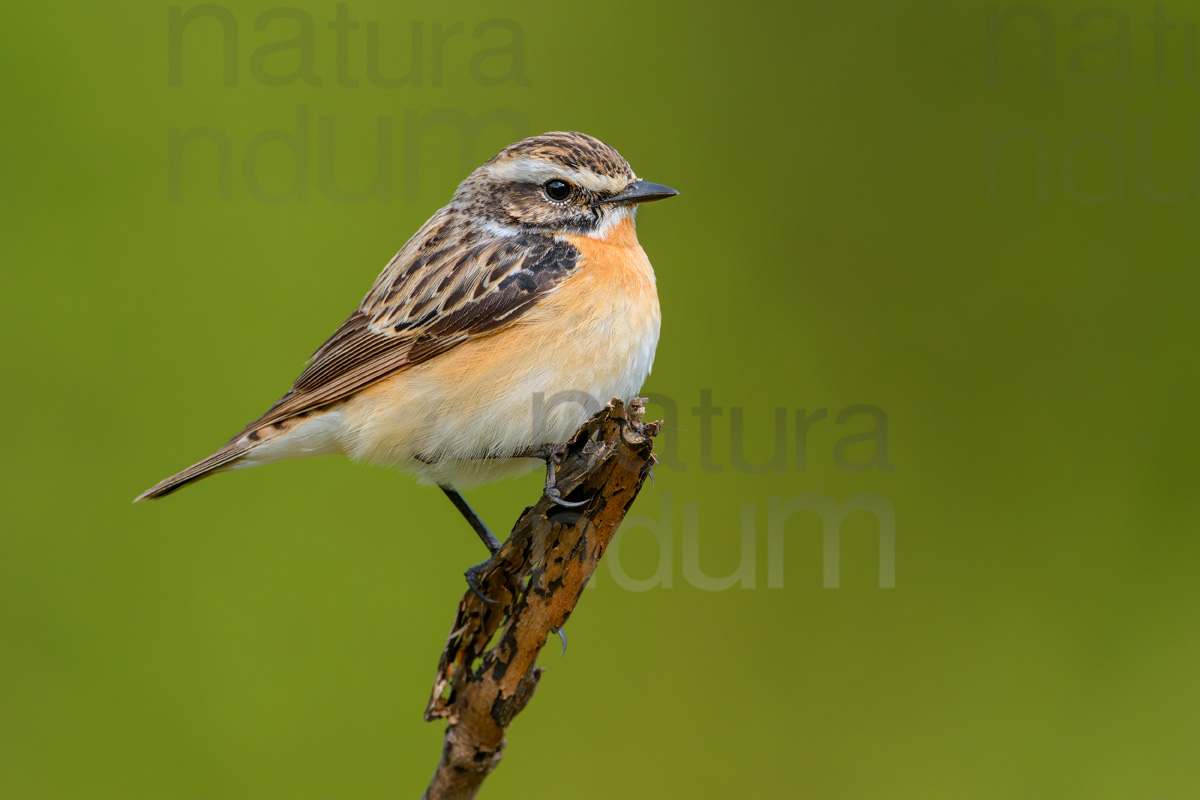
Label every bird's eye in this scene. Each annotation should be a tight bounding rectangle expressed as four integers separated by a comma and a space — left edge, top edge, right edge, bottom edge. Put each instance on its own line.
543, 179, 572, 201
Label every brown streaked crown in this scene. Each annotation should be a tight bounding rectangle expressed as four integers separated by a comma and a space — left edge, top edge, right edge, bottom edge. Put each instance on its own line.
488, 131, 635, 181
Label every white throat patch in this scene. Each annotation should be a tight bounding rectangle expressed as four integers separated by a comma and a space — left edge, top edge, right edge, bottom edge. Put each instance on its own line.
585, 205, 635, 240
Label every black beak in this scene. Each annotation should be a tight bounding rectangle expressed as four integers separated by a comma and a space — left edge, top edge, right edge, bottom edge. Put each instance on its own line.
598, 180, 679, 207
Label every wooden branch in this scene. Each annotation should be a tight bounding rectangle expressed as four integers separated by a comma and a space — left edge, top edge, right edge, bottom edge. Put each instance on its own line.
421, 398, 659, 800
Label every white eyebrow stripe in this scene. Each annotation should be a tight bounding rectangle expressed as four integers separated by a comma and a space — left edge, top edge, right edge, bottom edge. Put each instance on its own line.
488, 156, 632, 194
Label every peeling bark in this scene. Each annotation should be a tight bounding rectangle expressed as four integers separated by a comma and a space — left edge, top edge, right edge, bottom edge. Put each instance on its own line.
421, 398, 659, 800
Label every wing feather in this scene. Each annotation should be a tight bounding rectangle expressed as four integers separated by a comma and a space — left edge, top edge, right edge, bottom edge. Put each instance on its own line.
230, 226, 580, 440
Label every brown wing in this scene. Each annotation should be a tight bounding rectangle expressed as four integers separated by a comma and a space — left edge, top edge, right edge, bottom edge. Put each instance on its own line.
136, 217, 582, 502
230, 227, 580, 440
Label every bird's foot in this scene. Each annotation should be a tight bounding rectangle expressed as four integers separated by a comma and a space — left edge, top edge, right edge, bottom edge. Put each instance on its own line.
530, 443, 588, 507
464, 559, 498, 604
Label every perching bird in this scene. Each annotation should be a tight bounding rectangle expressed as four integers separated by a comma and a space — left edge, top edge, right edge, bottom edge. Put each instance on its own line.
137, 131, 676, 578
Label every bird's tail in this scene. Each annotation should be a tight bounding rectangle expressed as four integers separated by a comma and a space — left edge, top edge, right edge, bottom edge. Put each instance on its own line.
134, 405, 333, 502
134, 442, 252, 501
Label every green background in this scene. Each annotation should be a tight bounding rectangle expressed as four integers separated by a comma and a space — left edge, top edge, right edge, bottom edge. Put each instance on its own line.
3, 1, 1198, 797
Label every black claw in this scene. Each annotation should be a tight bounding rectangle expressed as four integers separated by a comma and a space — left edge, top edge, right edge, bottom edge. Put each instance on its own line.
465, 573, 496, 604
547, 493, 588, 508
551, 626, 567, 656
464, 562, 498, 604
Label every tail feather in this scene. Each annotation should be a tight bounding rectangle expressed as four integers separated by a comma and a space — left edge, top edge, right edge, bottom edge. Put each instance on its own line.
134, 444, 249, 501
136, 404, 337, 502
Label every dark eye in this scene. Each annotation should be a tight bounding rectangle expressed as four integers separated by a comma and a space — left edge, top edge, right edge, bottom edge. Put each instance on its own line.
543, 179, 572, 201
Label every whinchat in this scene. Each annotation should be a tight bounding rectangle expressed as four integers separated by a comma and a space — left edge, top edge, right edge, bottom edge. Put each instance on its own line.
138, 131, 676, 575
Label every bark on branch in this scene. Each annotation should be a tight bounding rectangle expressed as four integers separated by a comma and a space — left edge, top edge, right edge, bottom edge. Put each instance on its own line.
421, 398, 659, 800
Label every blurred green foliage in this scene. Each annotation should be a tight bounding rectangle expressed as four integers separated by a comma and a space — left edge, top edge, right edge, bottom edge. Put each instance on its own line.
2, 1, 1198, 797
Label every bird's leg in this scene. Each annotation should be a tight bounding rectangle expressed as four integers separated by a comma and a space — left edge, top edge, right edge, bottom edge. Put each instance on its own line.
462, 446, 580, 647
435, 438, 587, 603
440, 485, 501, 553
520, 442, 589, 508
439, 485, 501, 603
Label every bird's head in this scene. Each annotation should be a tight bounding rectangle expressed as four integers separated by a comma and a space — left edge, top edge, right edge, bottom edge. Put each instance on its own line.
457, 131, 677, 239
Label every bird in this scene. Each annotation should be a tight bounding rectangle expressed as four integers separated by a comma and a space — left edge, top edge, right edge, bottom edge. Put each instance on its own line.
136, 131, 677, 585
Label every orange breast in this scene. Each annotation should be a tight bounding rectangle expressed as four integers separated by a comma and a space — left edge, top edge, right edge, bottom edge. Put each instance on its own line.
557, 216, 659, 309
